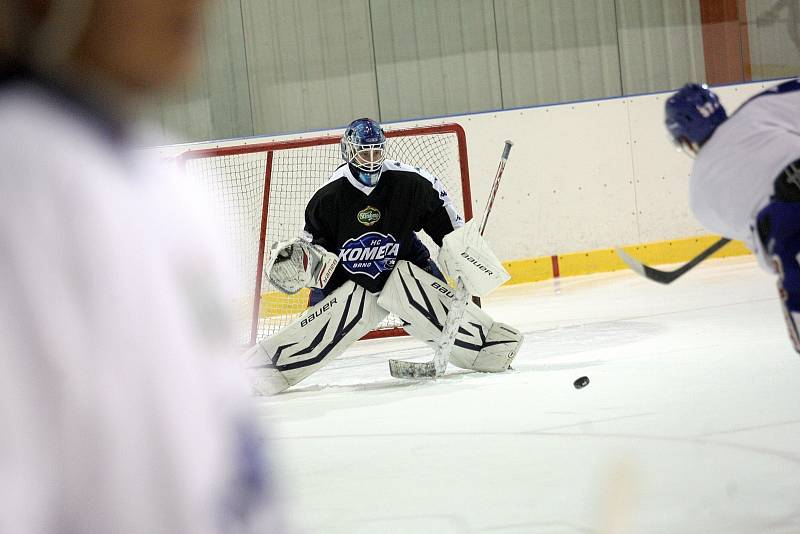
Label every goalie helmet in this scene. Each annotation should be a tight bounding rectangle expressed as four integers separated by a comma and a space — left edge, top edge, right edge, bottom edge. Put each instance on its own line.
665, 83, 728, 157
341, 118, 386, 186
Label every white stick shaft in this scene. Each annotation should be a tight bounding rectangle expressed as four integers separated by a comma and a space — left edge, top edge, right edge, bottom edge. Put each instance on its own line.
432, 278, 469, 375
431, 140, 513, 375
478, 140, 513, 235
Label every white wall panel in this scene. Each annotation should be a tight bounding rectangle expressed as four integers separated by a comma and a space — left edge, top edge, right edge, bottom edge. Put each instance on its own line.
202, 0, 256, 139
147, 0, 722, 144
453, 100, 639, 259
746, 0, 800, 79
152, 0, 252, 144
495, 0, 622, 107
242, 0, 379, 135
626, 92, 701, 242
370, 0, 502, 121
616, 0, 705, 93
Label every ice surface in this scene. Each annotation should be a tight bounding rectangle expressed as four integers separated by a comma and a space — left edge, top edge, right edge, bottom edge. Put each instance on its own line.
257, 256, 800, 533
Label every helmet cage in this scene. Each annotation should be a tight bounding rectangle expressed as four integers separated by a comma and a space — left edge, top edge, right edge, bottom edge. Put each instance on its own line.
342, 137, 386, 174
340, 118, 387, 177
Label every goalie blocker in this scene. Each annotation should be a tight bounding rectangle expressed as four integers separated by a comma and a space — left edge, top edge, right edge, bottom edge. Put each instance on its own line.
245, 261, 522, 395
437, 219, 510, 297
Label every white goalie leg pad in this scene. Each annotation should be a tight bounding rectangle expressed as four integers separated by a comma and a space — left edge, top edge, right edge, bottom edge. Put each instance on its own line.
470, 321, 524, 372
378, 261, 522, 373
244, 281, 388, 395
437, 219, 510, 297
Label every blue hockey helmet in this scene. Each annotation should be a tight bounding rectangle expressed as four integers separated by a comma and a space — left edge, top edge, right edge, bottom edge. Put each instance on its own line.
341, 118, 386, 186
664, 83, 728, 156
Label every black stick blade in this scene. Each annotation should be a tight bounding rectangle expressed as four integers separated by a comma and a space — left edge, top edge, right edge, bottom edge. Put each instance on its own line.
615, 237, 732, 285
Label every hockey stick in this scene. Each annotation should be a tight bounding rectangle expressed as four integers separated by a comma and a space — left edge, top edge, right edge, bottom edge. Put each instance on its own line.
614, 237, 731, 285
388, 140, 514, 379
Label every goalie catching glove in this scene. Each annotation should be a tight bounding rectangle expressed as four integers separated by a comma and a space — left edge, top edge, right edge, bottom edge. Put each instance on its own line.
265, 238, 339, 294
437, 219, 510, 296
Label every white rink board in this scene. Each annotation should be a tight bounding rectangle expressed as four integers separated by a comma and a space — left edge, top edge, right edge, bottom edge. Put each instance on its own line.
626, 91, 701, 241
443, 80, 780, 259
155, 79, 788, 261
458, 98, 640, 258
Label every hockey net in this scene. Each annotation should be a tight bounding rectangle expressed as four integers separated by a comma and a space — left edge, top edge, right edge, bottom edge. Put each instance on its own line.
179, 123, 472, 346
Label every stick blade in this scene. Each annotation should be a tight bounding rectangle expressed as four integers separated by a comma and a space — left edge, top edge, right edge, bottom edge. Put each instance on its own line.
615, 247, 685, 284
388, 358, 437, 379
614, 247, 646, 277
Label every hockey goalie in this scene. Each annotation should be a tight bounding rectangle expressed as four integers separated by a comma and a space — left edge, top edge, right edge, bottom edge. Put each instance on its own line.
244, 118, 523, 395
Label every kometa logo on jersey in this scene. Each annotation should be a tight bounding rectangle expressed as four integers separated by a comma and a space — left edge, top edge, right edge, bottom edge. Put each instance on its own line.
339, 232, 400, 279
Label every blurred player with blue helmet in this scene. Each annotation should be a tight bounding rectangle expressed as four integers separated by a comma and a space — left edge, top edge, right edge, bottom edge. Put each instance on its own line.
664, 83, 728, 157
665, 79, 800, 354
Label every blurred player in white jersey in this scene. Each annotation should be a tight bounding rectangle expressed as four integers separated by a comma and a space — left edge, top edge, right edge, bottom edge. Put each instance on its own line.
0, 1, 281, 533
665, 79, 800, 352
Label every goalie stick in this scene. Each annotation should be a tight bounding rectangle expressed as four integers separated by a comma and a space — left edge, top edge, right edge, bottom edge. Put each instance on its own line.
614, 237, 731, 285
388, 140, 514, 379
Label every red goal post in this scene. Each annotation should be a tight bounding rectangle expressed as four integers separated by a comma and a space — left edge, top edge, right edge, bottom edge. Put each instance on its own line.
179, 123, 472, 346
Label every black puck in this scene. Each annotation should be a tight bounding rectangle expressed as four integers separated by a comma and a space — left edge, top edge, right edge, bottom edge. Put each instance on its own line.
573, 376, 590, 389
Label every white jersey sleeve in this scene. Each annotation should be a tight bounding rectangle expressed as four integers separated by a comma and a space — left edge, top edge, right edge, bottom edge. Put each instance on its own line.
0, 84, 277, 534
690, 82, 800, 249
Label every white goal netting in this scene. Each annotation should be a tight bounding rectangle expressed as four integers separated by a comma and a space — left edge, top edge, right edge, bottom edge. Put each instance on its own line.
180, 124, 471, 345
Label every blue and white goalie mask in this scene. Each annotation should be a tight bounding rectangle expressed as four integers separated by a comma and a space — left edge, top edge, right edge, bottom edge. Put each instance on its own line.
341, 118, 386, 186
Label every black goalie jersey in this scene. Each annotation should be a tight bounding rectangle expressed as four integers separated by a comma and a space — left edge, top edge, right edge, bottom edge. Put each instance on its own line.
304, 160, 464, 294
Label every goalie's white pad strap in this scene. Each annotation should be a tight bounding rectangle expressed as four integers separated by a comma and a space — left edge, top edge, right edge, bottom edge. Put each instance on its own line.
378, 261, 522, 372
265, 238, 339, 294
244, 281, 388, 395
437, 220, 510, 297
